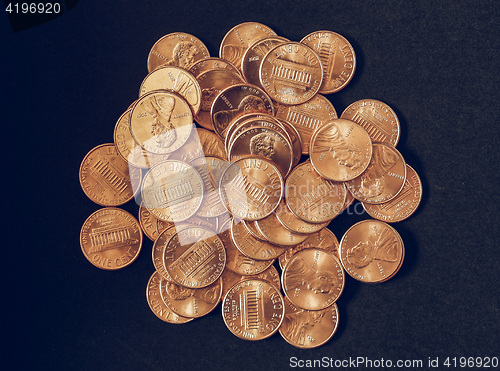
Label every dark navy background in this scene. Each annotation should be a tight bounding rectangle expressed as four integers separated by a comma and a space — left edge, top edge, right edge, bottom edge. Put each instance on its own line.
2, 1, 499, 370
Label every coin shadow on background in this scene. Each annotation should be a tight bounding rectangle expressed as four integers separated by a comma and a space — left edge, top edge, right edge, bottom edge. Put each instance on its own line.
390, 225, 418, 280
334, 275, 361, 339
390, 105, 429, 215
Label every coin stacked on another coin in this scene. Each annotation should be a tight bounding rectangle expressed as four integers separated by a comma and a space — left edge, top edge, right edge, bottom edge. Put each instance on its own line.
78, 22, 422, 348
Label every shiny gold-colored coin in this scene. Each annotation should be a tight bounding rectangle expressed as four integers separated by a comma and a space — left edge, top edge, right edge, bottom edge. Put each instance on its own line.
260, 42, 323, 105
188, 57, 241, 79
160, 276, 223, 318
345, 142, 406, 204
113, 108, 170, 169
129, 90, 193, 155
222, 278, 284, 341
195, 69, 245, 130
255, 213, 309, 246
285, 161, 346, 223
228, 126, 293, 178
141, 160, 204, 222
231, 218, 286, 261
279, 296, 339, 348
219, 156, 283, 221
146, 271, 194, 324
279, 228, 340, 270
139, 66, 202, 116
339, 219, 404, 283
282, 248, 345, 311
168, 127, 227, 163
79, 143, 141, 206
164, 226, 226, 288
275, 200, 329, 235
241, 36, 289, 88
147, 32, 210, 73
309, 118, 373, 181
80, 207, 143, 270
340, 99, 401, 146
362, 164, 422, 222
300, 30, 356, 94
189, 156, 231, 218
220, 218, 275, 276
219, 22, 277, 72
211, 83, 275, 139
274, 94, 338, 154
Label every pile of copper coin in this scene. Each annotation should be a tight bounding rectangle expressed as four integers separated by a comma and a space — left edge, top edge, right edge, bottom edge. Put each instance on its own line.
79, 22, 422, 348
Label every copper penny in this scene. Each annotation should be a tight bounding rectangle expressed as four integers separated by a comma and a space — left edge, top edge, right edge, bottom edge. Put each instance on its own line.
345, 142, 406, 204
139, 66, 202, 116
146, 271, 194, 324
340, 99, 401, 146
259, 42, 323, 105
222, 278, 284, 341
274, 94, 338, 154
339, 219, 404, 283
279, 296, 339, 348
164, 226, 226, 288
152, 224, 190, 281
279, 228, 340, 270
362, 164, 422, 222
80, 207, 143, 270
141, 160, 204, 222
147, 32, 210, 73
220, 218, 275, 275
168, 127, 227, 163
188, 57, 241, 79
113, 108, 170, 169
310, 118, 373, 181
300, 30, 356, 94
219, 157, 283, 221
139, 201, 173, 241
254, 213, 309, 246
241, 36, 289, 88
275, 200, 329, 235
189, 156, 231, 218
225, 114, 290, 155
160, 276, 223, 318
195, 69, 244, 130
231, 218, 286, 260
341, 188, 356, 213
282, 248, 345, 310
285, 161, 346, 223
211, 83, 274, 139
251, 265, 281, 290
129, 90, 193, 155
79, 143, 140, 206
228, 126, 293, 178
222, 265, 281, 298
219, 22, 277, 72
275, 118, 303, 168
243, 220, 268, 241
